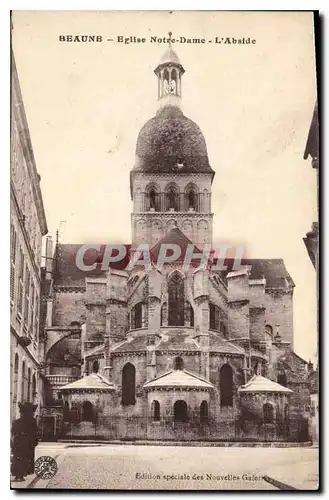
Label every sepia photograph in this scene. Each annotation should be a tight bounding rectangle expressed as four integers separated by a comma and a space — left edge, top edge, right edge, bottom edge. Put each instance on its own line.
10, 10, 319, 491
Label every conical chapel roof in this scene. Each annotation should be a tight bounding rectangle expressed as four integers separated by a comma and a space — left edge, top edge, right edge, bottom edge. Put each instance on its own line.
60, 373, 115, 392
144, 369, 213, 390
238, 375, 293, 394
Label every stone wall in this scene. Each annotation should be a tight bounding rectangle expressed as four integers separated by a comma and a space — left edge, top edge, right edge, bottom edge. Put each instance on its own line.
110, 353, 148, 417
228, 300, 249, 339
131, 172, 213, 246
54, 291, 86, 326
263, 290, 294, 346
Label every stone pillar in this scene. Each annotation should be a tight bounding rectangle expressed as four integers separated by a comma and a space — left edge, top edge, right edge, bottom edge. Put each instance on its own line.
146, 344, 157, 381
148, 267, 162, 333
199, 332, 210, 380
180, 192, 185, 211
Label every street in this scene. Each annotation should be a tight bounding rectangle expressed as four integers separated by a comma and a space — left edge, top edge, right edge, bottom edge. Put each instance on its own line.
12, 442, 319, 491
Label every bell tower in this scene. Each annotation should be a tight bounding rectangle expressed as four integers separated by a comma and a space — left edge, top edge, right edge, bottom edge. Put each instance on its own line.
130, 39, 215, 249
154, 33, 185, 109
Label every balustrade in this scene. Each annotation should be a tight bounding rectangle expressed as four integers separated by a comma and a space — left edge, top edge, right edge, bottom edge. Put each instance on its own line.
45, 375, 79, 386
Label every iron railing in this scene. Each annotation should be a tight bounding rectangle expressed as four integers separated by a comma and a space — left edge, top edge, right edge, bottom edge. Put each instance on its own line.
49, 415, 310, 443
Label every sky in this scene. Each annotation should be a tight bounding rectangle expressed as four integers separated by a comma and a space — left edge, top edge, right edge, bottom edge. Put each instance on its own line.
12, 11, 318, 362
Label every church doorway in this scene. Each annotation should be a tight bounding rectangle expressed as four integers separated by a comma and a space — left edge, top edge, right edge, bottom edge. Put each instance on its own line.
174, 400, 188, 422
82, 401, 93, 422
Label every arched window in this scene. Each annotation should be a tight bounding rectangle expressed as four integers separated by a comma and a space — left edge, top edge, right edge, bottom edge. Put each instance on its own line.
189, 191, 196, 209
174, 356, 184, 370
149, 189, 156, 210
92, 360, 99, 373
165, 186, 179, 211
63, 401, 70, 422
163, 69, 170, 96
185, 184, 198, 211
174, 400, 188, 422
263, 403, 274, 424
32, 373, 36, 402
284, 404, 289, 423
265, 324, 273, 339
146, 185, 160, 212
82, 401, 93, 422
184, 302, 194, 327
131, 302, 143, 329
27, 368, 31, 401
170, 70, 177, 95
220, 364, 233, 407
200, 401, 209, 422
122, 363, 136, 406
209, 303, 220, 330
13, 354, 19, 403
151, 400, 160, 421
21, 361, 26, 402
277, 373, 287, 387
168, 273, 185, 326
203, 189, 209, 211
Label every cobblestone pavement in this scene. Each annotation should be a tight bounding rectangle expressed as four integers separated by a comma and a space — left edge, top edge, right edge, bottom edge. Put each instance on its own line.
19, 443, 318, 491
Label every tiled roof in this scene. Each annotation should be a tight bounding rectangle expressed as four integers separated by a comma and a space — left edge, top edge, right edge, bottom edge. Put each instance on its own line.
53, 243, 294, 291
239, 375, 293, 394
157, 46, 183, 69
209, 334, 245, 354
85, 343, 105, 357
111, 335, 148, 353
149, 227, 203, 266
60, 373, 115, 391
53, 243, 131, 287
144, 369, 213, 389
220, 258, 295, 289
156, 331, 200, 352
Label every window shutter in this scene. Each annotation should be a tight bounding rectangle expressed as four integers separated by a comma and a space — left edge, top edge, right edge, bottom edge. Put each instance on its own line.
10, 262, 15, 301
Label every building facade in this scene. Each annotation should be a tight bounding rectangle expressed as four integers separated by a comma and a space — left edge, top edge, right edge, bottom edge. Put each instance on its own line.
303, 101, 319, 444
40, 45, 312, 442
10, 54, 48, 421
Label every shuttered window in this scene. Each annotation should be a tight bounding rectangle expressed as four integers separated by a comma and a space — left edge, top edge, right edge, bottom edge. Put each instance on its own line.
17, 249, 24, 314
30, 281, 35, 339
24, 265, 30, 327
34, 291, 39, 341
10, 225, 17, 302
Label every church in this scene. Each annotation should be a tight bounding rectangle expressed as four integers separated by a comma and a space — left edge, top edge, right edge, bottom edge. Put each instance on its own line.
39, 44, 312, 443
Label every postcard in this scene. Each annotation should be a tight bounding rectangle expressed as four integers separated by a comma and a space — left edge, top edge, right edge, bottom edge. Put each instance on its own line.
10, 10, 319, 491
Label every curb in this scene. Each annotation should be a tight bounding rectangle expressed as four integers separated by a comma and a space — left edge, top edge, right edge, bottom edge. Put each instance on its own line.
58, 439, 313, 448
263, 475, 299, 491
11, 474, 37, 490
